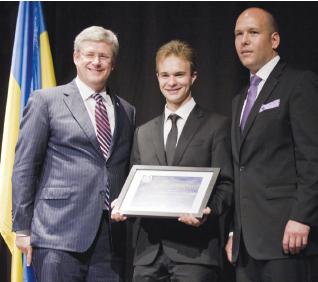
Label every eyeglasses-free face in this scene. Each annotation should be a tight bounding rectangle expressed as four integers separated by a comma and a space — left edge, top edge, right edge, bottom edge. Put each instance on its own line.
157, 55, 197, 112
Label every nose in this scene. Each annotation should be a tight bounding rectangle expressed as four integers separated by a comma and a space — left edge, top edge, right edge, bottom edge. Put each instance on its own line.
241, 33, 250, 45
92, 55, 101, 64
167, 75, 177, 86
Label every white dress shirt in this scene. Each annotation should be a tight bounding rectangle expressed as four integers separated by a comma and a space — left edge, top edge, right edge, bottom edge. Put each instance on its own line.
240, 55, 280, 123
75, 76, 115, 135
164, 97, 196, 147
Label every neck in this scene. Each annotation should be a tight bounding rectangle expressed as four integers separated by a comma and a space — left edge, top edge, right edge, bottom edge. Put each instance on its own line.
251, 53, 278, 74
166, 95, 192, 112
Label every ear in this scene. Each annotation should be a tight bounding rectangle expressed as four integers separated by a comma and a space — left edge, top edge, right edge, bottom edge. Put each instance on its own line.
73, 51, 80, 66
191, 71, 198, 84
111, 57, 116, 71
271, 32, 280, 50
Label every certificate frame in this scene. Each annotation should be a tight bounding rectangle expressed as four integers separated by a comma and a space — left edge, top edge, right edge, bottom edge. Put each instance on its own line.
114, 165, 220, 218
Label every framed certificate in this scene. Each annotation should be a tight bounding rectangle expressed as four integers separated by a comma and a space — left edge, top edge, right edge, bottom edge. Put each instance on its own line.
114, 165, 220, 218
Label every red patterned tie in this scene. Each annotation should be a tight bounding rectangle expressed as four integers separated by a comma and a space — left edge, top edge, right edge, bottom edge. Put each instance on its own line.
92, 93, 112, 209
92, 93, 112, 159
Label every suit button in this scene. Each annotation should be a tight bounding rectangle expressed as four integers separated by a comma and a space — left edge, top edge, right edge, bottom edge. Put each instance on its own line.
239, 166, 245, 172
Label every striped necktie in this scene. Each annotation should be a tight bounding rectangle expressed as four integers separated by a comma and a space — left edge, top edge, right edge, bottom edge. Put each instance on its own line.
92, 93, 112, 209
92, 93, 112, 159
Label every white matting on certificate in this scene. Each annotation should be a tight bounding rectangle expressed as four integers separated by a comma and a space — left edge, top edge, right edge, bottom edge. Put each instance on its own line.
114, 165, 220, 218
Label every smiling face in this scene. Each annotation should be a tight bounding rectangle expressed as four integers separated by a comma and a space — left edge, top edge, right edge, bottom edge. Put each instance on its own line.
234, 8, 280, 74
157, 55, 197, 112
73, 40, 114, 92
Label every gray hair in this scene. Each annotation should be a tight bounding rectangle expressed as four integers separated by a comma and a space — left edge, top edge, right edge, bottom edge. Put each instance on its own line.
74, 26, 119, 60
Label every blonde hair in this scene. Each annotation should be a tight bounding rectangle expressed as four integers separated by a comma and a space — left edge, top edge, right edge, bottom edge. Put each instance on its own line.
156, 40, 197, 74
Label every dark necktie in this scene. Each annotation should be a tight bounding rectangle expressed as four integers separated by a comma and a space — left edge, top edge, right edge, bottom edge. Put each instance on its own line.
240, 75, 262, 132
165, 114, 180, 165
92, 93, 112, 209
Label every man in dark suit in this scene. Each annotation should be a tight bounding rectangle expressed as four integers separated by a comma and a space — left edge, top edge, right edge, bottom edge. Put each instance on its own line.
12, 26, 135, 282
225, 7, 318, 282
113, 40, 233, 281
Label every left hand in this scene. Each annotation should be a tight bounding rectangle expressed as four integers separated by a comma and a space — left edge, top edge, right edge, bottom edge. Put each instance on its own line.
178, 207, 211, 227
282, 219, 310, 255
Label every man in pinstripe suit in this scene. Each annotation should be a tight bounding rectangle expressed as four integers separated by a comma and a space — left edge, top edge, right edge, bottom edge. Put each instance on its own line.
12, 26, 135, 282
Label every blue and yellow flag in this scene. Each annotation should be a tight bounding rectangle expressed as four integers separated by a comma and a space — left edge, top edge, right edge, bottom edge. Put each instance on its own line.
0, 2, 56, 281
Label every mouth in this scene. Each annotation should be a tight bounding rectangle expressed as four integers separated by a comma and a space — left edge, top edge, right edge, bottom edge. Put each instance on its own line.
88, 67, 103, 73
165, 88, 181, 94
165, 87, 182, 93
240, 50, 253, 57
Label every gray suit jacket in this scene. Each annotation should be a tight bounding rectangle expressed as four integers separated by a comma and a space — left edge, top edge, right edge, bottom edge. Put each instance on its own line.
12, 80, 135, 254
131, 104, 233, 266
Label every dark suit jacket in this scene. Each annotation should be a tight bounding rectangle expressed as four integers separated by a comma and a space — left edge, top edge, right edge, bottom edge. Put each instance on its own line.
12, 80, 135, 255
131, 104, 233, 267
231, 60, 318, 262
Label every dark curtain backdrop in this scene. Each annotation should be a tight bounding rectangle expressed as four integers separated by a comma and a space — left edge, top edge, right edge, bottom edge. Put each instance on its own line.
1, 2, 318, 282
2, 2, 318, 138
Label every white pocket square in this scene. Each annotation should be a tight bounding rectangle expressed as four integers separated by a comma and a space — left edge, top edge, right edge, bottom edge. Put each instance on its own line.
259, 99, 280, 113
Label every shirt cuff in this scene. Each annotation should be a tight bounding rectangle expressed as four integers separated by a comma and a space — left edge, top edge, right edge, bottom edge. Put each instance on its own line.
16, 230, 30, 236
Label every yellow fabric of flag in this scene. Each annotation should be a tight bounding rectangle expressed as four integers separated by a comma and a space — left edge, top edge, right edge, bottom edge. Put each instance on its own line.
0, 2, 56, 281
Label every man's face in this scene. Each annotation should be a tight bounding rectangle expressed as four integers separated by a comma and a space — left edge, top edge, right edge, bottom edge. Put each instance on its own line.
157, 55, 197, 111
73, 41, 114, 92
234, 9, 280, 74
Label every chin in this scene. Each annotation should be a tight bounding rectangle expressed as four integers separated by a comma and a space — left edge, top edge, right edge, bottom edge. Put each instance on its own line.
240, 56, 253, 65
90, 82, 105, 91
166, 95, 181, 103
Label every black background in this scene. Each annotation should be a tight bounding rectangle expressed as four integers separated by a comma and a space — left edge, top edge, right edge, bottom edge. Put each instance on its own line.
1, 2, 318, 147
1, 2, 318, 281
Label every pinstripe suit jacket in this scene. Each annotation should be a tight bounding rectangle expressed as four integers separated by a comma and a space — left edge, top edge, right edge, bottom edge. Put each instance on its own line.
12, 80, 135, 253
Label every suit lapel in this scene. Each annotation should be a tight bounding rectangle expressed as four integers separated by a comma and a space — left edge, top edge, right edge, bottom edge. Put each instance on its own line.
173, 105, 204, 165
63, 81, 103, 159
232, 90, 246, 162
239, 61, 286, 149
106, 94, 121, 161
151, 115, 167, 165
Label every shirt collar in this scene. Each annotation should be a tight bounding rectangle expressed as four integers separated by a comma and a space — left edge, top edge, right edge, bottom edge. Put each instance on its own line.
164, 97, 196, 122
253, 55, 280, 82
75, 76, 112, 106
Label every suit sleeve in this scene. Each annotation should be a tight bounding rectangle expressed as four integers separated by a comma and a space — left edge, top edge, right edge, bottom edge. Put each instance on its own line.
209, 117, 234, 216
288, 71, 318, 227
130, 127, 141, 167
12, 91, 49, 231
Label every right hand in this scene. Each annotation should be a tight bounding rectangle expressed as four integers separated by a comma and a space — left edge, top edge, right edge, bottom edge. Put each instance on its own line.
16, 235, 32, 266
225, 235, 233, 263
110, 198, 127, 222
